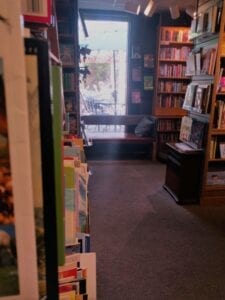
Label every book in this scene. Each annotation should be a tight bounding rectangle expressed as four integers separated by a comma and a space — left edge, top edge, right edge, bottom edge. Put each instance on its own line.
219, 142, 225, 158
179, 116, 193, 142
144, 76, 153, 90
131, 66, 142, 81
183, 83, 197, 110
193, 85, 204, 113
207, 171, 225, 185
201, 46, 217, 75
144, 54, 154, 68
185, 53, 196, 76
131, 45, 141, 59
51, 65, 65, 266
131, 89, 141, 104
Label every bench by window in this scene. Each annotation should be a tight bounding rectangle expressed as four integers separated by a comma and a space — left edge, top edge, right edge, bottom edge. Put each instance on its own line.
81, 115, 157, 160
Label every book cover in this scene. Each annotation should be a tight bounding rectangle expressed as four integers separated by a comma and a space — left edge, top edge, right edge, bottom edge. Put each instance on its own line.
131, 66, 142, 81
207, 171, 225, 185
144, 76, 153, 90
185, 53, 196, 76
51, 66, 65, 266
144, 54, 154, 68
193, 86, 204, 113
131, 90, 141, 104
179, 116, 193, 142
131, 45, 141, 59
183, 83, 197, 110
219, 142, 225, 158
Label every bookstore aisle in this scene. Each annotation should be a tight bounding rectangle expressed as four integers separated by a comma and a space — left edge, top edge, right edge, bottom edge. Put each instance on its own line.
88, 160, 225, 300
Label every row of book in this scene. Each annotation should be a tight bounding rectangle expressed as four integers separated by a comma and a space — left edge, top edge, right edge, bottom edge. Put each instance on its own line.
157, 119, 181, 131
160, 28, 189, 43
158, 95, 184, 108
63, 136, 89, 247
217, 67, 225, 93
183, 83, 213, 114
159, 64, 187, 78
158, 132, 180, 143
189, 5, 222, 39
214, 100, 225, 129
209, 136, 225, 159
158, 80, 188, 93
186, 45, 217, 76
159, 46, 191, 61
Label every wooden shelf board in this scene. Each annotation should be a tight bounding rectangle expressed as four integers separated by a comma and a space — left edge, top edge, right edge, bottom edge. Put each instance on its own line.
159, 59, 187, 63
157, 91, 186, 94
211, 129, 225, 135
154, 107, 188, 116
160, 41, 193, 46
158, 76, 190, 80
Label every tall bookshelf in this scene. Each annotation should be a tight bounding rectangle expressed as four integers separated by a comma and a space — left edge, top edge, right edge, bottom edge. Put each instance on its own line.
190, 0, 225, 205
154, 26, 193, 160
55, 0, 80, 135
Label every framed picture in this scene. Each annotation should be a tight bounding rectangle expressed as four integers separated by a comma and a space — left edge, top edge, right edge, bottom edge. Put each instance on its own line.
21, 0, 52, 25
25, 38, 59, 299
0, 2, 39, 298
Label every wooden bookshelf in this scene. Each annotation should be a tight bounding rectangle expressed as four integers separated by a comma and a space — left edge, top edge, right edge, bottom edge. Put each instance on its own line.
154, 26, 193, 160
56, 0, 80, 135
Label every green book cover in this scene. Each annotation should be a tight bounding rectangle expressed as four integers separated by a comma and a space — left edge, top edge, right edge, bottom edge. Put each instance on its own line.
51, 66, 65, 266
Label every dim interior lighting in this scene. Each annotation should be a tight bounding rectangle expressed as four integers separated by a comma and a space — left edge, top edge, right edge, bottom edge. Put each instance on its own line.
144, 0, 156, 17
124, 2, 141, 14
169, 4, 180, 19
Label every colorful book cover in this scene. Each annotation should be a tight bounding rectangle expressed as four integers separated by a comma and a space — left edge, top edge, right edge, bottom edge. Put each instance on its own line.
131, 90, 141, 104
144, 54, 154, 68
144, 76, 153, 90
51, 65, 65, 266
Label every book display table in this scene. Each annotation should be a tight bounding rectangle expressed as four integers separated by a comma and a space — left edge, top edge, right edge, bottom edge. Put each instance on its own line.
163, 143, 204, 204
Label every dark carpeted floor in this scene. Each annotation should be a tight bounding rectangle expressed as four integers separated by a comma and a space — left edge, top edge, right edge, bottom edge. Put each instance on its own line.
88, 160, 225, 300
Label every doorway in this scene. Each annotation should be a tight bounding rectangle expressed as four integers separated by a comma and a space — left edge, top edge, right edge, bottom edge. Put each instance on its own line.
79, 15, 129, 138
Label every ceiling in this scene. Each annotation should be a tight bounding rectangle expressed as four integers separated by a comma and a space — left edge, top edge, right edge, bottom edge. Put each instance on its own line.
78, 0, 197, 15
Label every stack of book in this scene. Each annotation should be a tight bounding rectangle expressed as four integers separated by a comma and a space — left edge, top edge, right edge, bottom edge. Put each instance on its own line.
58, 254, 88, 299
